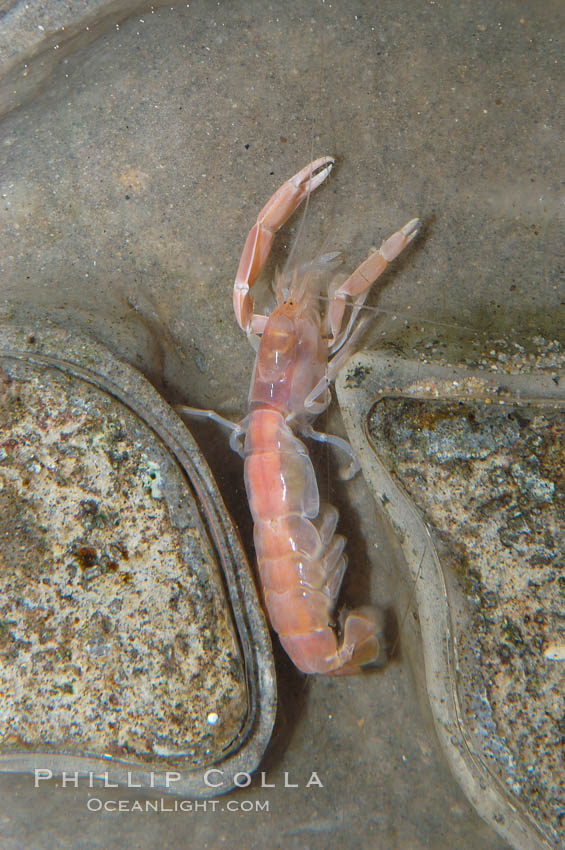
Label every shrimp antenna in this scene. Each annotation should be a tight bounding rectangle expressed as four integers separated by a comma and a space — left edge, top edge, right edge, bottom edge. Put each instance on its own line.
388, 544, 427, 659
283, 159, 318, 278
284, 50, 331, 279
315, 293, 479, 334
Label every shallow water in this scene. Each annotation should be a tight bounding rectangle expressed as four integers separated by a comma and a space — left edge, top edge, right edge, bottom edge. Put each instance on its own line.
1, 0, 563, 846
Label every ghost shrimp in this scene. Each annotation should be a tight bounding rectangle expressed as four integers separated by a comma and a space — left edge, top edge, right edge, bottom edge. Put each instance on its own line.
230, 157, 419, 675
186, 158, 418, 674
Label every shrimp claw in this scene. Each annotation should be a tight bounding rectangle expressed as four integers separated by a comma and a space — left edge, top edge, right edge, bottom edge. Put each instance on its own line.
233, 156, 335, 334
328, 217, 419, 349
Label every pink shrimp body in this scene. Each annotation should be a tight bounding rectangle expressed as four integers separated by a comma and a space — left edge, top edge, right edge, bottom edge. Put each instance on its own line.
230, 157, 418, 675
243, 301, 380, 674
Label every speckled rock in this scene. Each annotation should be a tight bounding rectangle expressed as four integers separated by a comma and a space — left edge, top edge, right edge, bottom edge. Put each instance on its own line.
0, 321, 276, 796
337, 342, 564, 850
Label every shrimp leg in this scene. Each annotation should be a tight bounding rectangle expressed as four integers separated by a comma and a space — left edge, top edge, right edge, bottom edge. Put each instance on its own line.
301, 424, 361, 480
177, 405, 246, 455
233, 156, 335, 334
